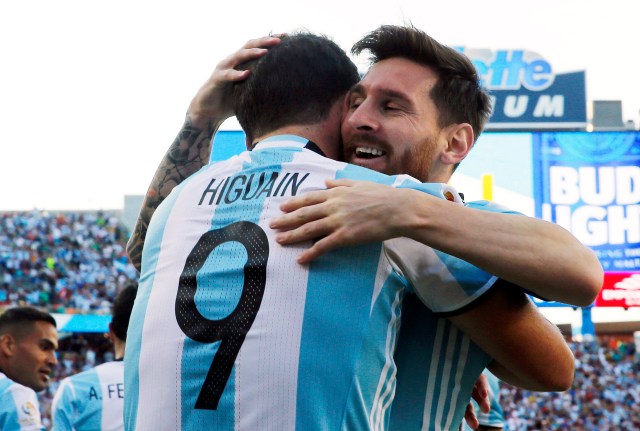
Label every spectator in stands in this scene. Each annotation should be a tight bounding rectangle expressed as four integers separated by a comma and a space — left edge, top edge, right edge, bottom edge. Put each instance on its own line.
0, 211, 137, 312
500, 338, 640, 430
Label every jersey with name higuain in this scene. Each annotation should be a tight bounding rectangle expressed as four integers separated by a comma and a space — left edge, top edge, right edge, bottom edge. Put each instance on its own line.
124, 135, 498, 431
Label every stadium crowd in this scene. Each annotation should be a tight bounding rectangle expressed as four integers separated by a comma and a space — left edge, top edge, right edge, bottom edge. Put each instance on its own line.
0, 210, 137, 312
500, 337, 640, 430
2, 211, 640, 430
28, 334, 638, 430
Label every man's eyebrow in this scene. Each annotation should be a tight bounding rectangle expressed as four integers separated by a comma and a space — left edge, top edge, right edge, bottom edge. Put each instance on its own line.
378, 88, 412, 104
40, 338, 57, 349
348, 83, 364, 95
348, 83, 411, 104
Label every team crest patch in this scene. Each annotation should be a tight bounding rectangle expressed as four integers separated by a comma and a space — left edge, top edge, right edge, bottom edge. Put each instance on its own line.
20, 401, 39, 426
444, 191, 455, 202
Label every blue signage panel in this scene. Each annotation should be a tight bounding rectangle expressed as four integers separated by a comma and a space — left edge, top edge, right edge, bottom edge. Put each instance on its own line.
487, 71, 586, 128
532, 132, 640, 272
457, 49, 587, 129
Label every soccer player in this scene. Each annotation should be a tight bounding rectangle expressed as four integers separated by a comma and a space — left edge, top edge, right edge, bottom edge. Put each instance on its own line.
124, 32, 567, 430
0, 307, 58, 431
271, 25, 601, 430
52, 284, 137, 431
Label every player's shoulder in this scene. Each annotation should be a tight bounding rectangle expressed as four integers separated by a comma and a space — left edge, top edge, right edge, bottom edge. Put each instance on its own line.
94, 360, 124, 375
0, 375, 35, 398
0, 378, 39, 416
62, 366, 100, 388
337, 162, 398, 185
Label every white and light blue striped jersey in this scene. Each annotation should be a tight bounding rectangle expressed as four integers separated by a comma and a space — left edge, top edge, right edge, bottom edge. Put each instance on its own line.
124, 135, 498, 431
51, 361, 124, 431
389, 200, 523, 431
0, 372, 44, 431
388, 296, 490, 431
463, 370, 504, 430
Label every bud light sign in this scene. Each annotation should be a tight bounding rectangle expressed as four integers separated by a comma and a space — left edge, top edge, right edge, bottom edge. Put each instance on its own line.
457, 49, 587, 129
533, 132, 640, 274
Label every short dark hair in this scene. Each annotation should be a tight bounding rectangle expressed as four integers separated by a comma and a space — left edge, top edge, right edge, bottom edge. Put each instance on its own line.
0, 307, 57, 340
352, 25, 492, 142
111, 284, 137, 342
233, 32, 360, 144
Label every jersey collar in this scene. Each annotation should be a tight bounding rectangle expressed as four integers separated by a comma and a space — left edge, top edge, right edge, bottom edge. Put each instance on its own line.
253, 135, 326, 157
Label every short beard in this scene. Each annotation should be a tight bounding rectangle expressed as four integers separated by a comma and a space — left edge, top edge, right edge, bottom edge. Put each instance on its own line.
397, 135, 436, 182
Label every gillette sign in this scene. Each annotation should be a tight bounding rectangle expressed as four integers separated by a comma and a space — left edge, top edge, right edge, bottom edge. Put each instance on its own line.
533, 132, 640, 273
457, 48, 587, 129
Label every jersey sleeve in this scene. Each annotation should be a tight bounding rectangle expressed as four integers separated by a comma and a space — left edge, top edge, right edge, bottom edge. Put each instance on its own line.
384, 183, 498, 314
51, 378, 76, 431
0, 383, 44, 431
395, 177, 465, 204
385, 237, 498, 313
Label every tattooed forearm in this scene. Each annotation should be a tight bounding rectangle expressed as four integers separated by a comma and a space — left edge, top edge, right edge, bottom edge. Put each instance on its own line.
127, 114, 221, 270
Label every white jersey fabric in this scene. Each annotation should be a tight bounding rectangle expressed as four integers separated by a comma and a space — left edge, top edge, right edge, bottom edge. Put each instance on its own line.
52, 361, 124, 431
389, 201, 523, 431
0, 372, 44, 431
124, 135, 498, 431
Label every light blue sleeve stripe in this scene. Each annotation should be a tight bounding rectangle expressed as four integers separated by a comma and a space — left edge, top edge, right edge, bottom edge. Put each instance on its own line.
432, 249, 497, 300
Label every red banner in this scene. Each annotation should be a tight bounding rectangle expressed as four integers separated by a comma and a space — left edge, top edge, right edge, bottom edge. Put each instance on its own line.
595, 272, 640, 307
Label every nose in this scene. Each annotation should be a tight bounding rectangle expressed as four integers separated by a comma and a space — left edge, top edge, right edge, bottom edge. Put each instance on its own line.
49, 350, 58, 366
346, 101, 379, 132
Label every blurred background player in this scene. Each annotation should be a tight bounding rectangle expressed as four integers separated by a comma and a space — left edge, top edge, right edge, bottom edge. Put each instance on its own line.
0, 306, 59, 431
51, 284, 137, 431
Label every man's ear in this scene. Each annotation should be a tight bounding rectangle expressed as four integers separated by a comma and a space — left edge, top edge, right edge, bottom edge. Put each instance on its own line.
107, 322, 116, 344
440, 123, 474, 166
0, 333, 16, 357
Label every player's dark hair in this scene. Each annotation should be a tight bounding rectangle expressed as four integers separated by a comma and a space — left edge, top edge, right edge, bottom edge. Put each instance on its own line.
0, 307, 57, 340
352, 24, 492, 143
233, 32, 360, 144
111, 284, 137, 342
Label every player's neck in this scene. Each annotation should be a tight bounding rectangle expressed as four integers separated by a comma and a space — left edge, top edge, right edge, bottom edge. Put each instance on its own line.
251, 102, 342, 161
113, 339, 125, 360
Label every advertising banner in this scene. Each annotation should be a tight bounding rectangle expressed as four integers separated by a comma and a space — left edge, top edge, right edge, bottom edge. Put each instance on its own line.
457, 49, 587, 129
596, 273, 640, 308
533, 132, 640, 306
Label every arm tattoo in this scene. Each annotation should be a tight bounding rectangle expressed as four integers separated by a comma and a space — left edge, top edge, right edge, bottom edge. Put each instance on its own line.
127, 114, 219, 271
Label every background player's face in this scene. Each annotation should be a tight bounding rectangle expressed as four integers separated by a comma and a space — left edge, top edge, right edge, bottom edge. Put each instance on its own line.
8, 321, 58, 392
341, 58, 451, 182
